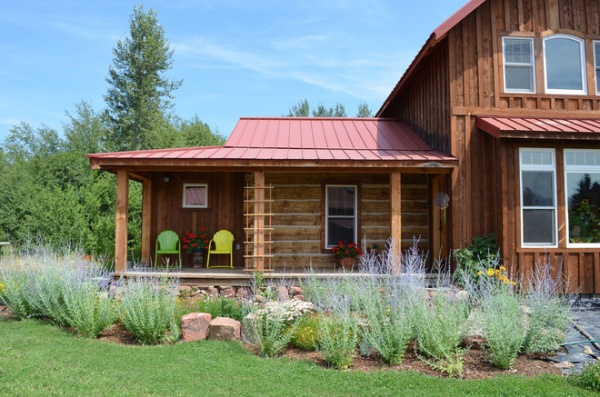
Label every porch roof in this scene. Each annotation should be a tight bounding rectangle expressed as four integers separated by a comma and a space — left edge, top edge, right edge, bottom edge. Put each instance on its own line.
87, 117, 456, 171
477, 116, 600, 139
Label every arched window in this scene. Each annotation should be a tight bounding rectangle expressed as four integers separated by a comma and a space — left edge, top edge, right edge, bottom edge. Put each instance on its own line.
543, 35, 586, 94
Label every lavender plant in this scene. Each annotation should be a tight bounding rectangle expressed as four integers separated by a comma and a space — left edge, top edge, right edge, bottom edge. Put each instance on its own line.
118, 276, 180, 345
413, 291, 469, 377
317, 308, 359, 370
520, 258, 572, 354
243, 308, 301, 357
480, 288, 526, 369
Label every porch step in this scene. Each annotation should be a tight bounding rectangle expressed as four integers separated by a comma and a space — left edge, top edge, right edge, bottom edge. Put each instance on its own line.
113, 268, 441, 288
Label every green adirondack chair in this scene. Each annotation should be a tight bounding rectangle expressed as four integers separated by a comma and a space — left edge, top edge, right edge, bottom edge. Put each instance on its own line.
155, 230, 181, 267
206, 230, 234, 269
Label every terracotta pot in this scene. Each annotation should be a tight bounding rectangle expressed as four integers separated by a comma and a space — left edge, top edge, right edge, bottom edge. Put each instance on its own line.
338, 257, 354, 270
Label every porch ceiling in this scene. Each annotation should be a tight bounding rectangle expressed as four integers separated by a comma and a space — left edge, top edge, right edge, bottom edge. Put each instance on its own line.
87, 118, 457, 172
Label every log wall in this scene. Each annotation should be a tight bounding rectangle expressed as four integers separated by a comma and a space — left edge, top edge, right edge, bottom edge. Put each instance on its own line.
260, 172, 430, 270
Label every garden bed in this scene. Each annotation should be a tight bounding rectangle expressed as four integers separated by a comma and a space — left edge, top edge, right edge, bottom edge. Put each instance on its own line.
91, 315, 562, 379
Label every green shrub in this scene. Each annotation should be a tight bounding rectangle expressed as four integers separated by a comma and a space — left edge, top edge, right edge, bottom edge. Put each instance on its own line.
579, 361, 600, 392
520, 260, 572, 354
119, 276, 180, 345
62, 280, 116, 338
290, 314, 320, 351
318, 311, 359, 370
453, 234, 500, 287
413, 292, 469, 377
244, 310, 301, 357
358, 286, 414, 365
179, 296, 246, 321
480, 289, 526, 369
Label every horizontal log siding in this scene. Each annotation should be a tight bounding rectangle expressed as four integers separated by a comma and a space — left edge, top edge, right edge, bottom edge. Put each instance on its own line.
263, 173, 429, 270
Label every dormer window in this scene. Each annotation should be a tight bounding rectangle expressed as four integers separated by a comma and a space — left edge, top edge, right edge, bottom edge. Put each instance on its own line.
503, 37, 535, 93
543, 35, 586, 95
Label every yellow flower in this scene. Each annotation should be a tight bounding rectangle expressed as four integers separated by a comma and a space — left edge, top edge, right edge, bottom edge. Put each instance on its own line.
487, 268, 494, 277
477, 271, 483, 276
0, 282, 5, 294
499, 266, 506, 271
495, 269, 500, 277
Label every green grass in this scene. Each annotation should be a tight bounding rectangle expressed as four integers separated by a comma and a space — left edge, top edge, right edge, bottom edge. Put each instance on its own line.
0, 317, 593, 397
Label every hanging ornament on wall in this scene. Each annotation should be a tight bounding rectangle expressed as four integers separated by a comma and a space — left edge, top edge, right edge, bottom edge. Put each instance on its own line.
434, 192, 450, 224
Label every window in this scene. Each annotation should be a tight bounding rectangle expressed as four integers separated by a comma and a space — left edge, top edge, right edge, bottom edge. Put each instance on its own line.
182, 183, 208, 208
325, 185, 357, 248
503, 37, 535, 93
564, 150, 600, 246
520, 149, 557, 247
595, 41, 600, 93
543, 35, 586, 94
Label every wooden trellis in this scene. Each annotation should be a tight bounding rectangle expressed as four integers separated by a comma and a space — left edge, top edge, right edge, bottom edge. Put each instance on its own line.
243, 183, 273, 272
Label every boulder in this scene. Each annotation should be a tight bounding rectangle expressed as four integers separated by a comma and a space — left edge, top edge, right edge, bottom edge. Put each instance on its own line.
206, 287, 219, 298
277, 286, 290, 301
181, 312, 212, 342
220, 287, 236, 298
289, 286, 303, 296
236, 287, 251, 299
208, 317, 241, 341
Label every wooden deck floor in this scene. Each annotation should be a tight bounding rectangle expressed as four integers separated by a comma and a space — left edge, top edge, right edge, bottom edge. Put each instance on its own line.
115, 266, 441, 287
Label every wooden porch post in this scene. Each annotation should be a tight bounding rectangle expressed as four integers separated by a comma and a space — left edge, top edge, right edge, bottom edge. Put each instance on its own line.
253, 170, 265, 271
141, 179, 152, 266
390, 171, 402, 273
115, 170, 129, 273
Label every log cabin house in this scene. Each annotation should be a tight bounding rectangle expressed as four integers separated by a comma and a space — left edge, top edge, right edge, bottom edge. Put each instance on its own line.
88, 0, 600, 293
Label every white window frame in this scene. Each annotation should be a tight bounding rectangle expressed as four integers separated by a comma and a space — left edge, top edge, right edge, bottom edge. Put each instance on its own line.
519, 148, 558, 248
594, 41, 600, 94
543, 34, 587, 95
182, 183, 208, 208
564, 149, 600, 248
502, 37, 535, 93
325, 185, 357, 249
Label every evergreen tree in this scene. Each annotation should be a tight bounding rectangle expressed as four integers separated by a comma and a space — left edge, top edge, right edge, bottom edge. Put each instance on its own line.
104, 5, 182, 151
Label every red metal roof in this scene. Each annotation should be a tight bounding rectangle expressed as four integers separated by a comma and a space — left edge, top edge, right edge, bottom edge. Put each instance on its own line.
87, 117, 456, 166
377, 0, 484, 116
477, 117, 600, 139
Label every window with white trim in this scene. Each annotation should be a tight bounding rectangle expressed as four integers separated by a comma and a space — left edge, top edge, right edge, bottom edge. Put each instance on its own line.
503, 37, 535, 93
565, 150, 600, 246
543, 35, 586, 94
520, 149, 557, 247
182, 183, 208, 208
325, 185, 357, 248
595, 41, 600, 94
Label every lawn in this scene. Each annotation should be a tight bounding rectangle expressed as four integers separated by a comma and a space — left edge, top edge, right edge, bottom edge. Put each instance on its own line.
0, 317, 592, 397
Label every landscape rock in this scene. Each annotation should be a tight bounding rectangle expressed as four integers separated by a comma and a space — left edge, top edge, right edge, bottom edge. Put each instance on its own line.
289, 286, 303, 296
583, 345, 594, 355
207, 287, 219, 298
208, 317, 241, 341
220, 287, 236, 298
254, 295, 267, 304
236, 287, 251, 299
181, 312, 212, 342
241, 312, 261, 344
277, 286, 290, 301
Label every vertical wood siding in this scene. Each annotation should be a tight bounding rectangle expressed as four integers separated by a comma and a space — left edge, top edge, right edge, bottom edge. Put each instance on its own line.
384, 0, 600, 292
152, 172, 245, 268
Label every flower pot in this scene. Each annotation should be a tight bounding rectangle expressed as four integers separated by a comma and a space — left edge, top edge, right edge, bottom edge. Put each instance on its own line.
338, 257, 354, 270
192, 250, 204, 268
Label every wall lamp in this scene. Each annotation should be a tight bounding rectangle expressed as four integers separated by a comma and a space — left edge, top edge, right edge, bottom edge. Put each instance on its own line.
163, 174, 170, 183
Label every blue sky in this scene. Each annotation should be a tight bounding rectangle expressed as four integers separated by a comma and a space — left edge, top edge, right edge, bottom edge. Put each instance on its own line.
0, 0, 467, 142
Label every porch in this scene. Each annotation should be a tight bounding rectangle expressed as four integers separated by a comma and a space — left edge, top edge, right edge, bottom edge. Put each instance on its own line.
117, 266, 442, 288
